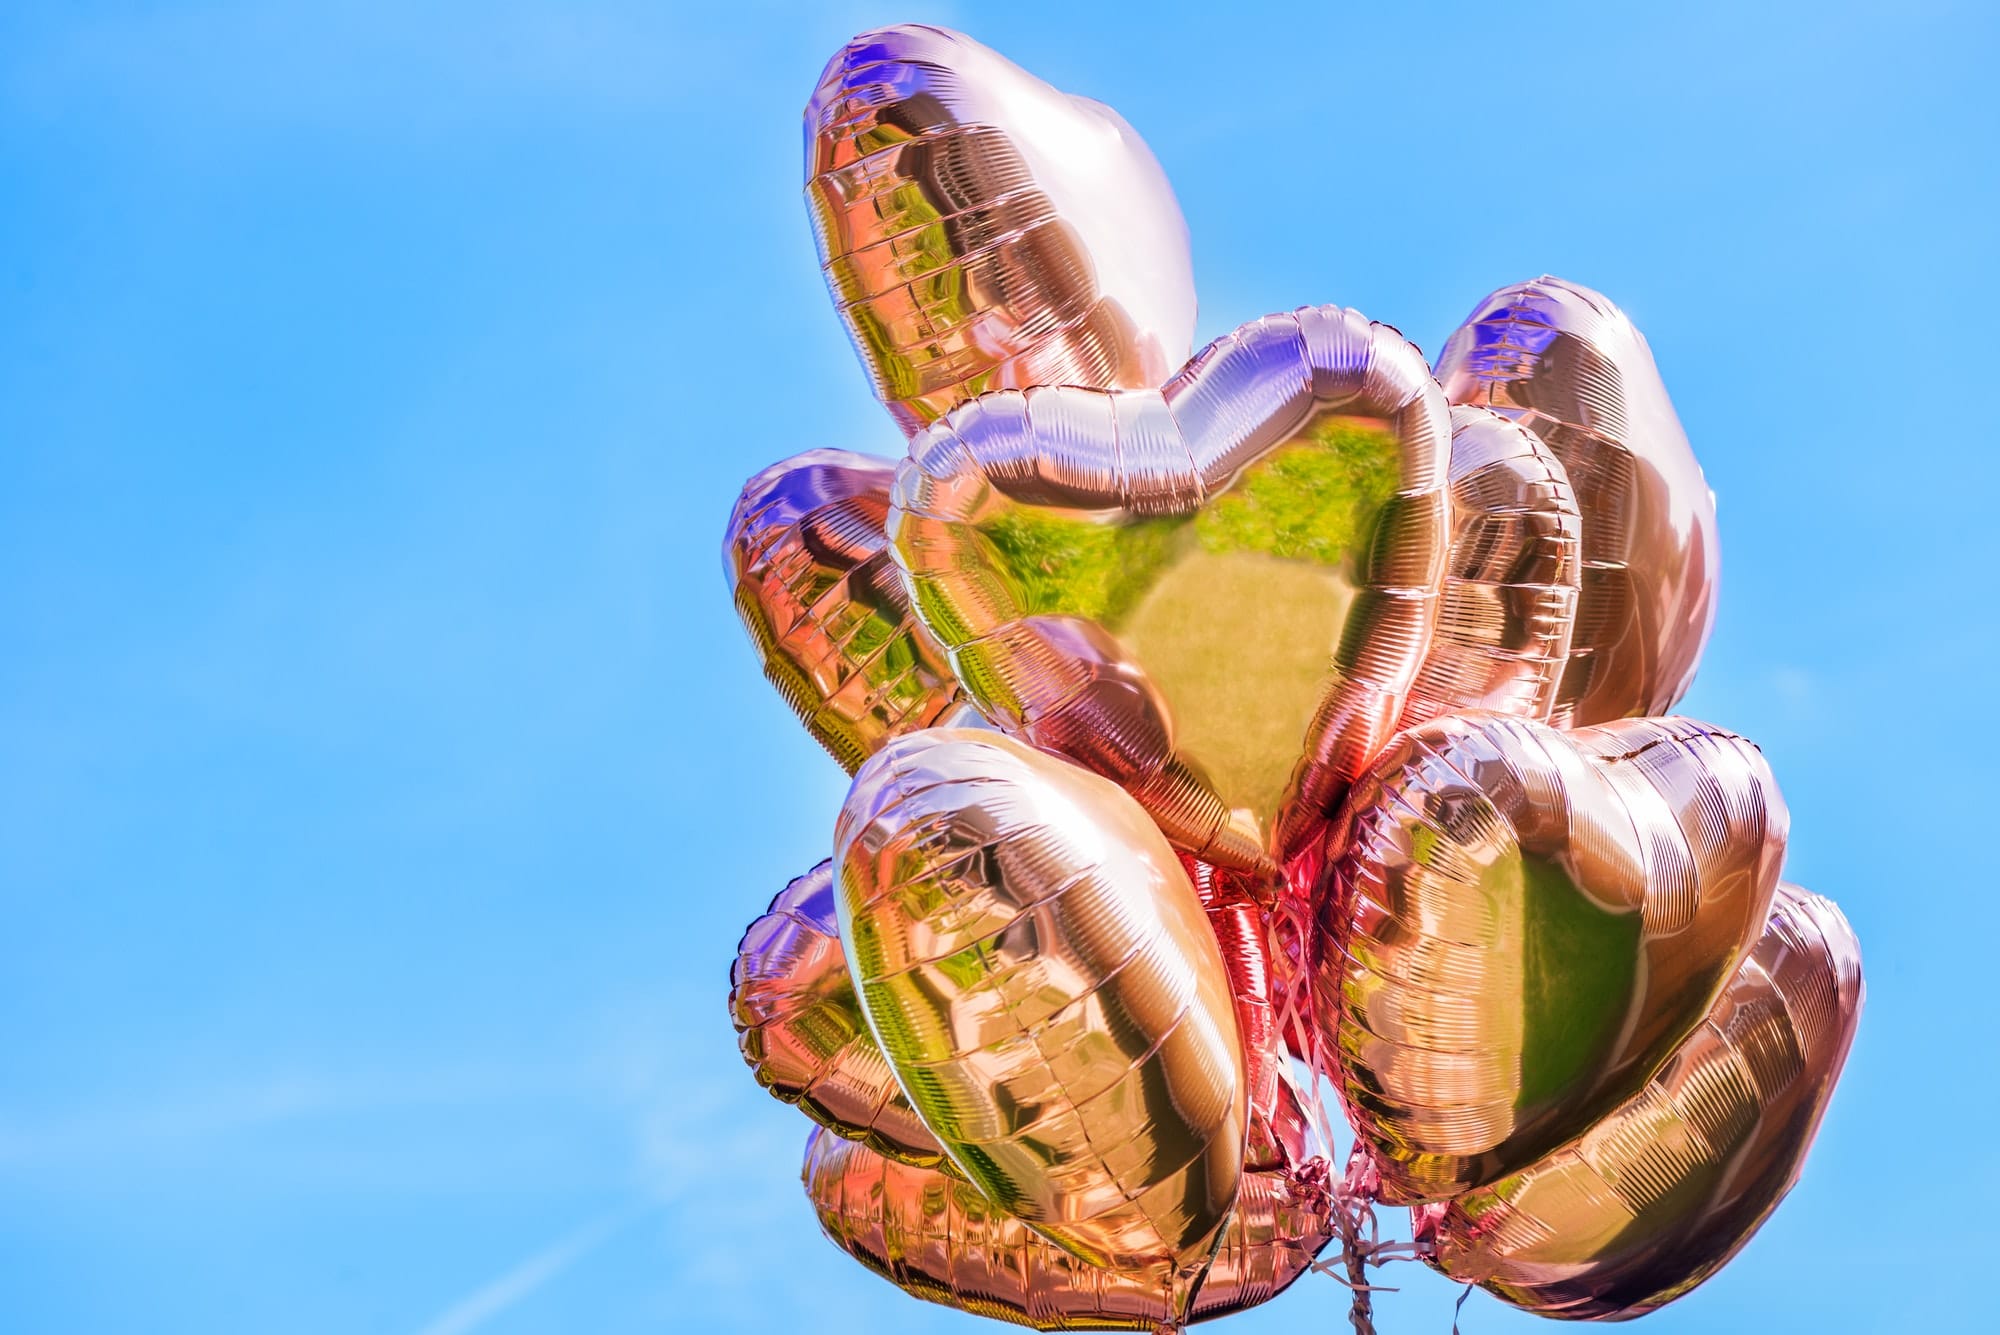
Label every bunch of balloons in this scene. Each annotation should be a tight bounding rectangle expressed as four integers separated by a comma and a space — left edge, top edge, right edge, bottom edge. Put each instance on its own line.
722, 24, 1861, 1330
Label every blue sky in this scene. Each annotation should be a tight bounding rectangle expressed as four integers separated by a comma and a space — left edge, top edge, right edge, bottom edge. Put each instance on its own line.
2, 2, 1994, 1332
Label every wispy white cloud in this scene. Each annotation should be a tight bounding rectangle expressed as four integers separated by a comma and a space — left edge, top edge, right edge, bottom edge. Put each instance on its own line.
583, 990, 817, 1308
411, 1202, 649, 1335
586, 989, 803, 1202
0, 989, 815, 1313
0, 1061, 569, 1168
0, 1072, 347, 1166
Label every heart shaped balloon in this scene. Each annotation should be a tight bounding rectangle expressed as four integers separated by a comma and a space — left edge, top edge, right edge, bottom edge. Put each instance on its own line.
732, 855, 1311, 1187
804, 1104, 1330, 1331
806, 25, 1195, 436
1434, 277, 1718, 727
801, 851, 1330, 1330
729, 860, 946, 1169
712, 21, 1867, 1328
1314, 713, 1787, 1203
1417, 883, 1862, 1319
1399, 405, 1580, 730
835, 729, 1247, 1295
723, 449, 966, 772
891, 306, 1452, 874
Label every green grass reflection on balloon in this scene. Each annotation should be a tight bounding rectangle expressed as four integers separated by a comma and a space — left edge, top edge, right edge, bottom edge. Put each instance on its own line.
968, 416, 1402, 821
976, 417, 1402, 626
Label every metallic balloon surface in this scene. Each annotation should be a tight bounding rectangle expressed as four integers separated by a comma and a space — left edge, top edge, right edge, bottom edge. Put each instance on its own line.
1196, 873, 1311, 1173
730, 855, 1303, 1182
1400, 405, 1580, 730
1418, 884, 1862, 1320
724, 449, 965, 773
806, 1122, 1329, 1331
806, 25, 1195, 436
892, 307, 1452, 874
729, 860, 946, 1169
1315, 713, 1787, 1203
801, 879, 1330, 1330
1434, 277, 1719, 727
835, 729, 1247, 1289
711, 29, 1863, 1330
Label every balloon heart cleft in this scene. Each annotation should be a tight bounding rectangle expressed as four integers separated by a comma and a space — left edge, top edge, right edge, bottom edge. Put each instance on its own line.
1421, 883, 1863, 1319
891, 307, 1453, 876
1315, 713, 1788, 1204
710, 21, 1865, 1328
728, 860, 950, 1170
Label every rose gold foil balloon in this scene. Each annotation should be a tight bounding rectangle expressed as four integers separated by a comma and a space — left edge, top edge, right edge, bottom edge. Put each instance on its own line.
1399, 406, 1580, 730
801, 879, 1331, 1330
1417, 884, 1862, 1320
804, 1120, 1330, 1331
1434, 277, 1719, 726
835, 729, 1247, 1299
730, 855, 1308, 1183
806, 25, 1195, 436
1315, 713, 1787, 1204
706, 25, 1856, 1335
891, 307, 1452, 875
723, 449, 965, 772
729, 860, 946, 1170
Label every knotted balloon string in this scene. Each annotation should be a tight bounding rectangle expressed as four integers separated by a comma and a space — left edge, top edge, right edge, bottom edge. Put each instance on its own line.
1265, 887, 1428, 1335
1307, 1144, 1429, 1335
